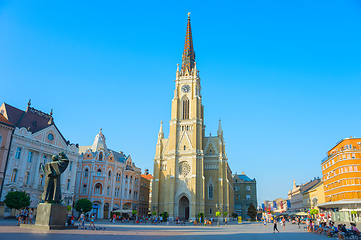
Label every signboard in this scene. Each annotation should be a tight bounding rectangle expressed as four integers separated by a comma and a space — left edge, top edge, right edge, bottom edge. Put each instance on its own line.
238, 216, 242, 224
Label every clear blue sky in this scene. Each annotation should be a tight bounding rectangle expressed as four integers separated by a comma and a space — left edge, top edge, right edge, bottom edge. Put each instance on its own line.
1, 1, 361, 205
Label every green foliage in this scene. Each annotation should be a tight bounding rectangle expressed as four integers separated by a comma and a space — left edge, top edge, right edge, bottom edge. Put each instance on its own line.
67, 205, 72, 211
232, 212, 238, 219
74, 198, 92, 213
310, 209, 318, 215
132, 210, 137, 215
4, 191, 30, 210
216, 211, 221, 217
198, 212, 204, 222
223, 212, 228, 216
247, 203, 257, 220
162, 212, 168, 220
351, 211, 357, 215
152, 211, 157, 216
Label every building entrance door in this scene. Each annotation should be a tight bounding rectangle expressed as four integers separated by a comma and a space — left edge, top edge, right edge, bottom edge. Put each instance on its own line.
179, 196, 189, 220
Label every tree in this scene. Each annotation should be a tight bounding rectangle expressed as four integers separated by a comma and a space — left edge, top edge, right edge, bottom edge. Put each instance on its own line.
198, 212, 204, 223
74, 198, 92, 213
223, 212, 228, 217
247, 203, 257, 220
4, 191, 30, 210
231, 212, 238, 220
215, 211, 221, 217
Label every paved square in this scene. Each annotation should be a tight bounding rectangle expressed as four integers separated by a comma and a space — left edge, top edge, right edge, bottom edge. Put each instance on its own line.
0, 219, 329, 240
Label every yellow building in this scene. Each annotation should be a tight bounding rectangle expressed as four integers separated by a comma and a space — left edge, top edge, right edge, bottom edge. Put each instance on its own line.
302, 181, 325, 211
318, 137, 361, 222
151, 14, 234, 220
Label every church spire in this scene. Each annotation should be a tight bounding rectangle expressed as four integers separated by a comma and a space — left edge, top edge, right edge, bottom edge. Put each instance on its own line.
158, 121, 164, 139
181, 12, 195, 75
217, 119, 223, 136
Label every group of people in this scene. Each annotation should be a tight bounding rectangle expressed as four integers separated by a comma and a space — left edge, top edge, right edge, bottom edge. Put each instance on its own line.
308, 218, 360, 239
16, 207, 34, 226
78, 212, 96, 229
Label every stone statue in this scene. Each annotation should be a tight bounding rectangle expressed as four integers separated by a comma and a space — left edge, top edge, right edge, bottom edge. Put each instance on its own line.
41, 151, 69, 203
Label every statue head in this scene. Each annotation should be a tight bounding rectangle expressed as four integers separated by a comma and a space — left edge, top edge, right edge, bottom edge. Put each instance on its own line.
52, 155, 59, 162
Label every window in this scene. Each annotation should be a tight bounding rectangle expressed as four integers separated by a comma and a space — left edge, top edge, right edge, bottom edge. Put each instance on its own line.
182, 97, 189, 119
130, 176, 133, 184
15, 147, 22, 159
134, 191, 138, 200
27, 151, 33, 162
129, 189, 132, 197
115, 188, 119, 197
99, 152, 103, 161
235, 195, 239, 200
0, 135, 2, 145
82, 184, 87, 194
24, 172, 30, 184
209, 208, 212, 214
108, 171, 111, 180
135, 178, 138, 185
11, 169, 18, 182
94, 184, 101, 194
84, 169, 89, 177
69, 161, 73, 171
208, 184, 213, 199
124, 189, 127, 198
39, 175, 44, 186
97, 169, 101, 176
42, 155, 47, 164
67, 179, 70, 190
246, 186, 251, 191
246, 195, 251, 200
125, 175, 128, 183
107, 186, 110, 196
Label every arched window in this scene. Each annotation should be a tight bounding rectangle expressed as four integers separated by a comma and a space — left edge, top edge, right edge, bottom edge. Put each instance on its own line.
11, 169, 17, 182
182, 97, 189, 119
94, 183, 102, 194
130, 176, 133, 184
209, 208, 212, 214
84, 169, 89, 177
108, 171, 111, 180
97, 169, 101, 176
184, 145, 186, 150
125, 175, 128, 183
208, 184, 213, 199
99, 152, 103, 161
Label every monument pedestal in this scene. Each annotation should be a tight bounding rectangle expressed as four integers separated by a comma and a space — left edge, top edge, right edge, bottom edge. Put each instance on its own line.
21, 203, 77, 230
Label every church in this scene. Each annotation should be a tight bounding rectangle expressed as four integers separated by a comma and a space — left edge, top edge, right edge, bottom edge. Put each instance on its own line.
151, 14, 234, 220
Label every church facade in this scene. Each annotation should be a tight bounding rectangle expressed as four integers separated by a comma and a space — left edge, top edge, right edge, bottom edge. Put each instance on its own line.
151, 15, 234, 220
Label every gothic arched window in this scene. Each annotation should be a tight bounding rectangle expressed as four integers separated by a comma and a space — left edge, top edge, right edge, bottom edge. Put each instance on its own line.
108, 171, 111, 180
84, 168, 89, 177
97, 169, 101, 176
99, 152, 103, 161
182, 97, 189, 119
208, 184, 213, 199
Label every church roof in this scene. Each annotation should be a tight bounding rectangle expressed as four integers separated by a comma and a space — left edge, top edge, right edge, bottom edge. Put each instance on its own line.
91, 128, 108, 152
0, 101, 69, 144
181, 13, 195, 74
141, 174, 153, 180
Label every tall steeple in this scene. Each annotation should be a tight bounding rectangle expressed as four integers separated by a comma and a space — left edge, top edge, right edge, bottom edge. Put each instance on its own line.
181, 12, 195, 75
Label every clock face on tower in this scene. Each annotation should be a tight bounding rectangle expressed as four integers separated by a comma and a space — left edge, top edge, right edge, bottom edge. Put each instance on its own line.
181, 84, 191, 93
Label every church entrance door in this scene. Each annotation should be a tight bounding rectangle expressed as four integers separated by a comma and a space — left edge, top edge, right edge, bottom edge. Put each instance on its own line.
179, 196, 189, 220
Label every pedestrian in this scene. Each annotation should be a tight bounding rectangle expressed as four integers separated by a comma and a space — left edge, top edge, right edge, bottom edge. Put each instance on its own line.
29, 208, 34, 224
282, 217, 285, 230
225, 217, 227, 226
17, 208, 23, 226
80, 212, 85, 229
297, 217, 301, 228
89, 214, 95, 228
263, 218, 267, 228
113, 213, 116, 224
273, 219, 279, 233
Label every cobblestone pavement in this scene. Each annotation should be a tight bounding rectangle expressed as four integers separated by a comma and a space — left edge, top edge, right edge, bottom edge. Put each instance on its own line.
0, 219, 332, 240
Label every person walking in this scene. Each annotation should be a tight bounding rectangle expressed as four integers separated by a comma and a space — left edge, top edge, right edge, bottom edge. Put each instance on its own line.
17, 208, 24, 226
29, 208, 34, 224
282, 217, 285, 230
80, 212, 85, 229
112, 213, 116, 224
263, 218, 267, 228
225, 217, 227, 226
89, 214, 95, 228
273, 219, 279, 233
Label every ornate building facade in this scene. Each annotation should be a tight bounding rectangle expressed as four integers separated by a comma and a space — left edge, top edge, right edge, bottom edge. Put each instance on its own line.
0, 101, 79, 215
152, 15, 234, 220
75, 129, 141, 219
